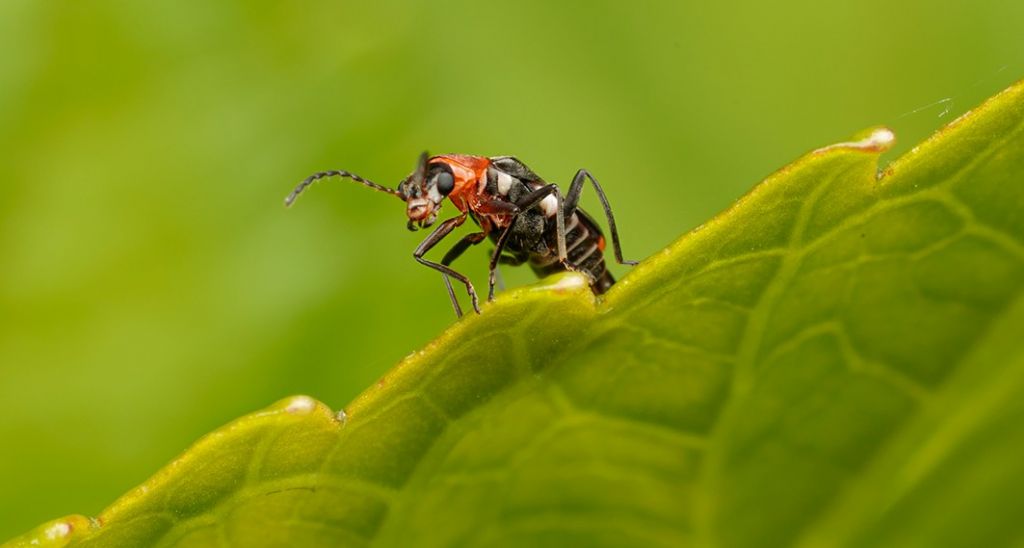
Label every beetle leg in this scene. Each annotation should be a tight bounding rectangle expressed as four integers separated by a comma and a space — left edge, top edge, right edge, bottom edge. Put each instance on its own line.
413, 215, 480, 316
563, 169, 637, 265
489, 225, 515, 302
438, 232, 487, 317
497, 254, 527, 266
476, 200, 520, 215
493, 252, 531, 292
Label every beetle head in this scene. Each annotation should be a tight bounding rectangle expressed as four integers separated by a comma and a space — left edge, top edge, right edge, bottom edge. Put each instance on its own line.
398, 152, 456, 231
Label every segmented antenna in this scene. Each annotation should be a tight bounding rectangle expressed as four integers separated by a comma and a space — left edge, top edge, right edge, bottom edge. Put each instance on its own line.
412, 151, 428, 188
284, 169, 405, 207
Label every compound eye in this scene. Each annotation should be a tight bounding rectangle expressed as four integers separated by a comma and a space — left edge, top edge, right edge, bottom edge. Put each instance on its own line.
435, 171, 455, 196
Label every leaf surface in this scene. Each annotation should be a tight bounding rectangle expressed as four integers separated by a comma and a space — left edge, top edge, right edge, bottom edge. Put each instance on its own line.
8, 81, 1024, 548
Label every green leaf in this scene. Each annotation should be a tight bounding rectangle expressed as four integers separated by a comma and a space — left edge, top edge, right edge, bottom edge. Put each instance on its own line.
8, 81, 1024, 548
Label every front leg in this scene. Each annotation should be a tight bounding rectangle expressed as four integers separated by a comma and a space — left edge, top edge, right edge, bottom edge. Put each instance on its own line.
438, 231, 487, 318
491, 252, 528, 293
413, 215, 480, 317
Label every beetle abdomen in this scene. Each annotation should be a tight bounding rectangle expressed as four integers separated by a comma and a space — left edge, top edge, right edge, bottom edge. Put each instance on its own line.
529, 209, 614, 294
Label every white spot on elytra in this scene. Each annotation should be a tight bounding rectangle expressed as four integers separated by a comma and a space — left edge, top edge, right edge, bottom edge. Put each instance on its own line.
496, 171, 513, 195
285, 396, 316, 414
539, 194, 559, 217
336, 409, 348, 426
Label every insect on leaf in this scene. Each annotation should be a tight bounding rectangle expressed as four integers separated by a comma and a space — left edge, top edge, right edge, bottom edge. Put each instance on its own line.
7, 80, 1024, 547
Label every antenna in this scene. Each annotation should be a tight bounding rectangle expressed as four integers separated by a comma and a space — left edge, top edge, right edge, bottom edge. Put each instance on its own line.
284, 169, 406, 207
412, 151, 428, 188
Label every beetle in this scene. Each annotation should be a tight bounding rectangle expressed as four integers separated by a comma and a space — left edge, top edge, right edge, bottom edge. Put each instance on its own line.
285, 152, 635, 317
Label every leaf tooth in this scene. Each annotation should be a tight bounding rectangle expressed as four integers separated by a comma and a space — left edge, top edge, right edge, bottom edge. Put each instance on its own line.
814, 126, 896, 155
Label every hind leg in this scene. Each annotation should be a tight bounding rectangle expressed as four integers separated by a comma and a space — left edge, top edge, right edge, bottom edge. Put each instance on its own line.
563, 169, 636, 265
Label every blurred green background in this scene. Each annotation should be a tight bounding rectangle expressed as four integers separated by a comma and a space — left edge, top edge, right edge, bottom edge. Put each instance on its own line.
0, 0, 1021, 539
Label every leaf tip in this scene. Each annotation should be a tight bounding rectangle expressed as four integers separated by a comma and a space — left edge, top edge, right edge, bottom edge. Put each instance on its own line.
531, 271, 591, 294
259, 395, 336, 422
283, 395, 319, 415
814, 126, 896, 155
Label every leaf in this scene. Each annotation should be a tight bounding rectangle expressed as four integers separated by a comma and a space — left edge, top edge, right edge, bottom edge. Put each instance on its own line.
8, 81, 1024, 548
